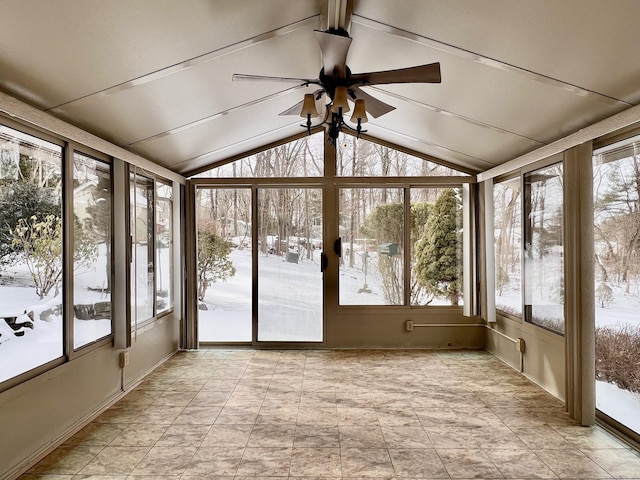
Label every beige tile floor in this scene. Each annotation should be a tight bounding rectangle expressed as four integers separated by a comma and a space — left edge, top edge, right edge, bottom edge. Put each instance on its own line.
21, 349, 640, 479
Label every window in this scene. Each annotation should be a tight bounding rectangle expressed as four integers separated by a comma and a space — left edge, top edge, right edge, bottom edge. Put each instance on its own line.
73, 152, 112, 349
411, 187, 463, 306
494, 178, 522, 317
155, 180, 173, 314
593, 140, 640, 436
192, 132, 324, 178
130, 170, 174, 328
130, 172, 154, 325
338, 186, 463, 306
0, 125, 63, 383
523, 163, 564, 334
339, 187, 404, 305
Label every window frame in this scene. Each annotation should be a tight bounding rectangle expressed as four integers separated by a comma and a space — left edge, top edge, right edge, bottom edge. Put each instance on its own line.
492, 153, 565, 336
127, 166, 175, 337
0, 119, 66, 389
493, 173, 523, 320
68, 146, 115, 355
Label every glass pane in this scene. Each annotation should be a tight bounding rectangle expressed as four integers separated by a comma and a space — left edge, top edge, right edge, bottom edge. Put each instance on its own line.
73, 153, 112, 349
156, 180, 173, 314
339, 187, 404, 305
0, 125, 63, 383
258, 188, 323, 341
410, 188, 463, 306
192, 132, 324, 178
494, 178, 522, 316
196, 187, 252, 342
336, 133, 469, 177
524, 163, 564, 334
130, 173, 154, 324
593, 143, 640, 436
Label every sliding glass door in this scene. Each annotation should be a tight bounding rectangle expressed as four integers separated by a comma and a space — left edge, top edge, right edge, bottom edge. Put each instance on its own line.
195, 186, 324, 343
257, 187, 323, 342
196, 187, 252, 342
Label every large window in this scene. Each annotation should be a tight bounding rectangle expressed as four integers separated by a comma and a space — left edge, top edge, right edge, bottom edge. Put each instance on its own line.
593, 141, 640, 436
73, 152, 112, 349
523, 163, 564, 335
0, 125, 63, 383
338, 186, 463, 306
410, 188, 463, 306
494, 178, 522, 317
339, 187, 404, 305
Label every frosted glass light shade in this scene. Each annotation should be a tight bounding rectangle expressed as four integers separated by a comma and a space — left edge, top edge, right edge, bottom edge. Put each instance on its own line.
331, 86, 350, 112
300, 94, 319, 118
350, 99, 368, 123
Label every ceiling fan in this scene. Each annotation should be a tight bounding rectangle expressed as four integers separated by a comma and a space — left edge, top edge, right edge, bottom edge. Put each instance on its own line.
233, 28, 441, 145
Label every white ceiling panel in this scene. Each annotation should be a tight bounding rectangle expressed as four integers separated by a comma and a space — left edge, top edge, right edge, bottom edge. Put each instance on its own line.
361, 89, 543, 165
129, 90, 310, 172
50, 26, 322, 146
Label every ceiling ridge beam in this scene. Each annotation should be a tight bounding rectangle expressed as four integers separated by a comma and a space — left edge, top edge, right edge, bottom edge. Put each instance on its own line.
323, 0, 352, 32
352, 15, 632, 107
46, 15, 320, 112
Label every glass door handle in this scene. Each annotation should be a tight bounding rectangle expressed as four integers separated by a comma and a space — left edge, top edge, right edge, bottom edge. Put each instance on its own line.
321, 252, 328, 272
333, 237, 342, 257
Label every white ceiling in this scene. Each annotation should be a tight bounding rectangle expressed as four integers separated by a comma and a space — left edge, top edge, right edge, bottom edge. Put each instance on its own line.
1, 0, 639, 175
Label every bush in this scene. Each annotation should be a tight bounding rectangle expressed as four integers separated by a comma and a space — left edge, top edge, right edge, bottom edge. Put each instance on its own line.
197, 230, 235, 301
596, 324, 640, 394
595, 281, 614, 308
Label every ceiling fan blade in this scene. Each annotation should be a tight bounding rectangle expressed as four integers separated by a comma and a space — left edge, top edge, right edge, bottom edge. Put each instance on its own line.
350, 62, 441, 86
351, 87, 396, 118
279, 90, 326, 116
314, 30, 352, 78
232, 73, 319, 85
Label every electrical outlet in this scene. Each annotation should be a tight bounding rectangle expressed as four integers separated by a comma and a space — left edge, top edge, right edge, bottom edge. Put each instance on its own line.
406, 320, 413, 332
516, 338, 525, 353
119, 351, 129, 368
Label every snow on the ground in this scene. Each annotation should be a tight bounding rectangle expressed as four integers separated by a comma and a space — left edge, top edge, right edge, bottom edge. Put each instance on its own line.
597, 380, 640, 434
0, 286, 63, 382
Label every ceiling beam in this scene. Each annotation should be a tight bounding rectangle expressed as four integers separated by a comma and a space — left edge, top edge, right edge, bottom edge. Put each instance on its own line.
322, 0, 352, 32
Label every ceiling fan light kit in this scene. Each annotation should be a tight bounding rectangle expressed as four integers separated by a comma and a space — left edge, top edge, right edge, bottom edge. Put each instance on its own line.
330, 85, 350, 113
234, 27, 441, 146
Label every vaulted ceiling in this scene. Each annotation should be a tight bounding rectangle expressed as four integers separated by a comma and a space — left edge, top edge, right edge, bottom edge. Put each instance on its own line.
1, 0, 639, 176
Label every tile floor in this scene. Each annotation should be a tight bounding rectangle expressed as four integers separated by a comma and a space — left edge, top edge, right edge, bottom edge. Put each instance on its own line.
22, 349, 640, 479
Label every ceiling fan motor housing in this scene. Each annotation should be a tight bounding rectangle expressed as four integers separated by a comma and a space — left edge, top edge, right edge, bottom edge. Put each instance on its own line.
319, 65, 353, 101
